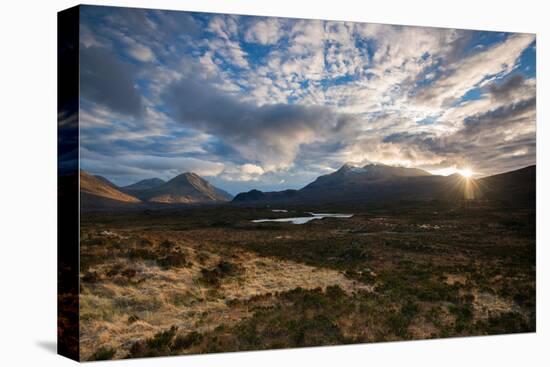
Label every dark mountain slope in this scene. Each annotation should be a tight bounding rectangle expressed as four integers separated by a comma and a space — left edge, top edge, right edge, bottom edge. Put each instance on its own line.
120, 178, 166, 198
477, 165, 535, 204
233, 164, 534, 205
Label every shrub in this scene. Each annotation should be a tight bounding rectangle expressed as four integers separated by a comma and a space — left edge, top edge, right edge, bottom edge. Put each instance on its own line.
199, 261, 243, 287
339, 247, 368, 261
90, 346, 116, 361
486, 312, 529, 334
386, 312, 410, 338
158, 253, 188, 268
159, 240, 176, 249
127, 314, 140, 324
173, 331, 204, 350
81, 271, 99, 283
449, 303, 474, 333
401, 300, 420, 320
128, 326, 178, 358
147, 326, 178, 350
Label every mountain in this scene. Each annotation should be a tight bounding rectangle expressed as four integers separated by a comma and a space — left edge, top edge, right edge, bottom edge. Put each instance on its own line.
80, 171, 141, 209
120, 178, 166, 198
233, 189, 298, 203
300, 163, 469, 202
80, 171, 232, 209
477, 165, 535, 204
302, 163, 432, 192
93, 175, 119, 189
233, 163, 535, 205
233, 163, 449, 204
138, 172, 233, 203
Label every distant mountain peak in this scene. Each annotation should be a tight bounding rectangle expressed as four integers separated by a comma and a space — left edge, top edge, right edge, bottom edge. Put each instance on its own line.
80, 170, 141, 203
93, 174, 119, 189
335, 162, 430, 177
139, 171, 233, 203
121, 177, 166, 195
172, 172, 201, 181
89, 171, 232, 205
362, 162, 388, 168
233, 164, 534, 205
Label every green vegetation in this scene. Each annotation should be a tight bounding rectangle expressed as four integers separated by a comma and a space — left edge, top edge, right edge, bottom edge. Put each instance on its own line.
90, 346, 116, 361
79, 201, 535, 360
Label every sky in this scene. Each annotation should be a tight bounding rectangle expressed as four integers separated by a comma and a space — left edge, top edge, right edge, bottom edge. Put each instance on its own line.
79, 5, 536, 195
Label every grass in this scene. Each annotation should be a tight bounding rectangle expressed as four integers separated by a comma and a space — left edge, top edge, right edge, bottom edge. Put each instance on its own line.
90, 346, 116, 361
199, 261, 244, 287
78, 201, 535, 360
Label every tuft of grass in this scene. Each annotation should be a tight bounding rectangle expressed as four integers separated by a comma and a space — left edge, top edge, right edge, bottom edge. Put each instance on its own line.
158, 253, 189, 268
127, 314, 140, 324
90, 346, 116, 361
199, 261, 243, 287
128, 326, 178, 358
173, 331, 204, 350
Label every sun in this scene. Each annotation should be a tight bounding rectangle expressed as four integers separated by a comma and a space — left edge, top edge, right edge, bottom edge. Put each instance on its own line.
457, 168, 473, 178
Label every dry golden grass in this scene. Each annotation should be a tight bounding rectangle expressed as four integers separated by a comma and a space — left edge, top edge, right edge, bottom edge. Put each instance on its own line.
79, 229, 369, 359
79, 203, 535, 359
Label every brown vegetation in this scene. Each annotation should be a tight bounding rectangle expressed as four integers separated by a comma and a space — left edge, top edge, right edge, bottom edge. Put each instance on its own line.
79, 201, 535, 360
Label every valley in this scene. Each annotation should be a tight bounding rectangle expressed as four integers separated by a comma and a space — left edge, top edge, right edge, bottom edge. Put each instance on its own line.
79, 199, 535, 360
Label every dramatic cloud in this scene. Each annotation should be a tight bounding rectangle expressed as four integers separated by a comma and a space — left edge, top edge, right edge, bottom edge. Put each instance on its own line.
412, 33, 535, 108
489, 74, 527, 101
80, 46, 143, 116
78, 6, 536, 193
164, 73, 359, 171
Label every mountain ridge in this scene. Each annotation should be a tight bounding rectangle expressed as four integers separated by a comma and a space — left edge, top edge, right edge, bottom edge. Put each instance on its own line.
138, 172, 233, 203
80, 171, 232, 208
233, 164, 535, 205
80, 171, 142, 207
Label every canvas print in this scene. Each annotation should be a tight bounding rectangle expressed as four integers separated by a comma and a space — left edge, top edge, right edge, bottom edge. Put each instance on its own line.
58, 4, 536, 361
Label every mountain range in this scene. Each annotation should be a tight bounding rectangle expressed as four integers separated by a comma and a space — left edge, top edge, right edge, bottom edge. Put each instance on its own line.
79, 170, 233, 209
121, 172, 232, 203
79, 163, 535, 210
233, 163, 536, 205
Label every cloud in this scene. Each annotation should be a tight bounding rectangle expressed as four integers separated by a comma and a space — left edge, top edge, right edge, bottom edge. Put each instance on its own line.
412, 33, 535, 108
381, 95, 536, 175
244, 18, 283, 45
221, 163, 265, 181
78, 8, 536, 192
80, 46, 143, 116
124, 38, 156, 62
81, 147, 225, 186
164, 73, 359, 171
488, 74, 527, 101
241, 163, 264, 175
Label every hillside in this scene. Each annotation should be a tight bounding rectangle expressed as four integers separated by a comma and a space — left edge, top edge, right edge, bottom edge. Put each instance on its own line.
80, 171, 141, 203
134, 172, 232, 204
233, 164, 534, 205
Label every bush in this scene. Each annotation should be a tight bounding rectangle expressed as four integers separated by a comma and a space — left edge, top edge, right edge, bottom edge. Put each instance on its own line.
401, 300, 420, 320
449, 303, 474, 333
158, 253, 188, 268
147, 326, 178, 350
127, 314, 140, 324
386, 312, 410, 338
486, 312, 529, 334
199, 261, 243, 287
128, 326, 178, 358
81, 271, 99, 283
159, 240, 176, 249
173, 331, 204, 350
90, 346, 116, 360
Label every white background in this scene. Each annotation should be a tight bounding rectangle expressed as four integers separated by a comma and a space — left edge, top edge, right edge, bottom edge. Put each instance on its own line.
0, 0, 547, 365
